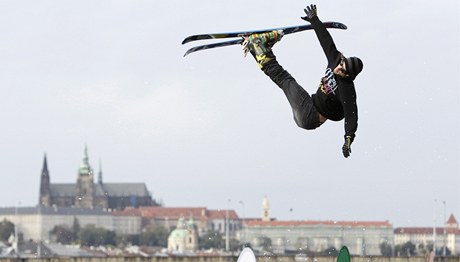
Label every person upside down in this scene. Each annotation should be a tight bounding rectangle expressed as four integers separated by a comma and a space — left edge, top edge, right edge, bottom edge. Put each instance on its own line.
243, 4, 363, 158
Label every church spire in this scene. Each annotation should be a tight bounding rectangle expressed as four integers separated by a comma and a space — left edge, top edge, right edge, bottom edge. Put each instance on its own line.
98, 158, 103, 184
78, 145, 93, 177
41, 154, 49, 178
39, 153, 51, 206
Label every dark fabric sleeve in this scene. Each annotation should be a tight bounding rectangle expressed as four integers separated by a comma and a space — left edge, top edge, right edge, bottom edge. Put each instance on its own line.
341, 83, 358, 141
310, 16, 341, 66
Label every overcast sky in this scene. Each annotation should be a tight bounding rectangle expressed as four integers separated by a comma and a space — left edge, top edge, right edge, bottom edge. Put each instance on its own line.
0, 0, 459, 227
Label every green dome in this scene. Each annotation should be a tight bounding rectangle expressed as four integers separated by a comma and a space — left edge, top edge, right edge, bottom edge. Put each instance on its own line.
169, 217, 188, 239
170, 229, 188, 239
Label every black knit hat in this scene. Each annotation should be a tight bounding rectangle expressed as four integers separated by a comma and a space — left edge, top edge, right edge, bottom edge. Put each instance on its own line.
344, 57, 363, 80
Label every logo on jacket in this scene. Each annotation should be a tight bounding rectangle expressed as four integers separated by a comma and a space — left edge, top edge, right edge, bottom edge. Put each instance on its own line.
320, 68, 338, 95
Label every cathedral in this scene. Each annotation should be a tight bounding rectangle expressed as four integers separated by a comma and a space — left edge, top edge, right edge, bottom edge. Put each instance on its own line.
39, 146, 159, 210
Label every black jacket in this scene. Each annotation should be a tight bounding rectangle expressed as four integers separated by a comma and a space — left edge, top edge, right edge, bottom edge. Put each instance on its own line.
310, 16, 358, 141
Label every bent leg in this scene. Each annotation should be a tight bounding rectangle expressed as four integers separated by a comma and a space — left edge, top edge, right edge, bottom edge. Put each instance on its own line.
262, 59, 321, 130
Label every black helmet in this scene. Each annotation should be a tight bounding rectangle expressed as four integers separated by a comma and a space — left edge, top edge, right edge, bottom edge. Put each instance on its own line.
344, 57, 363, 80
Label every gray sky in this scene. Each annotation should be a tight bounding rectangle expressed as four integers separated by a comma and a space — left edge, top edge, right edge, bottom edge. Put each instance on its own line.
1, 0, 459, 227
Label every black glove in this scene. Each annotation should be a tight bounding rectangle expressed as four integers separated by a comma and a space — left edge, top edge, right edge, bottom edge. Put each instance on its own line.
301, 4, 317, 22
342, 136, 352, 158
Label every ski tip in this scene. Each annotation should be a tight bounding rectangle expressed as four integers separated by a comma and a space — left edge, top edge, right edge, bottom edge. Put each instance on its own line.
337, 246, 351, 262
322, 21, 347, 30
335, 22, 347, 30
182, 38, 190, 45
182, 35, 202, 45
183, 49, 193, 57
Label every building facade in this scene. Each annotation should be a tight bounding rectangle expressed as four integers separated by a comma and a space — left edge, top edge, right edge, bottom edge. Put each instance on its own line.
242, 220, 394, 256
114, 206, 241, 238
0, 206, 141, 241
394, 214, 460, 255
39, 146, 158, 210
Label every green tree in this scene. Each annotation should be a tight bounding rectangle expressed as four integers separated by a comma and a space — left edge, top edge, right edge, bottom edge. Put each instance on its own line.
72, 217, 81, 242
50, 225, 73, 244
436, 246, 452, 256
258, 236, 272, 253
395, 241, 416, 256
117, 234, 140, 246
80, 224, 116, 246
417, 243, 428, 255
140, 226, 169, 247
0, 219, 14, 242
380, 242, 393, 256
322, 247, 339, 256
426, 243, 434, 253
229, 239, 240, 252
199, 230, 224, 249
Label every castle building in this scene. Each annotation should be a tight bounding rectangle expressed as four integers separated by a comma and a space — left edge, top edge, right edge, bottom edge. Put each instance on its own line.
394, 214, 460, 255
243, 219, 394, 255
38, 146, 158, 210
241, 196, 394, 256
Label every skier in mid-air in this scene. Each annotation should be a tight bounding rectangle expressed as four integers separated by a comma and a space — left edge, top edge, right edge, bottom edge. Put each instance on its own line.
243, 4, 363, 158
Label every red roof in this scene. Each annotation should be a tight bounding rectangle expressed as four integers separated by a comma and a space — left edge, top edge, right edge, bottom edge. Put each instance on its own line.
207, 209, 239, 220
245, 220, 392, 228
394, 215, 460, 235
139, 207, 208, 219
112, 206, 239, 220
394, 227, 460, 235
447, 214, 458, 225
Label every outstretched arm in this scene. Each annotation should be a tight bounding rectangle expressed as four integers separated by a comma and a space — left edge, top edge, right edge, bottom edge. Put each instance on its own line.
341, 87, 358, 158
302, 4, 341, 65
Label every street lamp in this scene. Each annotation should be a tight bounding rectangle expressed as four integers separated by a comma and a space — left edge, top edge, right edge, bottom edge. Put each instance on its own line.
226, 199, 231, 252
239, 201, 246, 244
14, 201, 21, 257
14, 206, 18, 254
433, 199, 437, 253
443, 201, 447, 256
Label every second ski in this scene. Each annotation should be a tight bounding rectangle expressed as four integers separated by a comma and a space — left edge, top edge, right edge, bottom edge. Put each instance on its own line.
182, 21, 347, 56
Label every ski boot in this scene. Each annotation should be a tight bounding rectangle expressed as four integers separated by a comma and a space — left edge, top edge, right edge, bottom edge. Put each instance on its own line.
242, 30, 284, 69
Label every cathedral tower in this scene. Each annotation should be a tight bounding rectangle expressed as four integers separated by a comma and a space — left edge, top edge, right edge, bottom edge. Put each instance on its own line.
75, 146, 95, 208
38, 154, 51, 206
37, 145, 156, 210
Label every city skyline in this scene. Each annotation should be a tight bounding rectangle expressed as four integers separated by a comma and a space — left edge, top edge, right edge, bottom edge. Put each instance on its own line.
1, 0, 458, 228
2, 146, 458, 229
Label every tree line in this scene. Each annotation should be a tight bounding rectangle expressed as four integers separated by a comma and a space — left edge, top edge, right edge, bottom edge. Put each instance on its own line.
0, 218, 233, 249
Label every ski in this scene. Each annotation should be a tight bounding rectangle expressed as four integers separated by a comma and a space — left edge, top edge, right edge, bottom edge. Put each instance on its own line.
182, 21, 347, 56
182, 21, 346, 44
184, 38, 243, 57
337, 246, 351, 262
